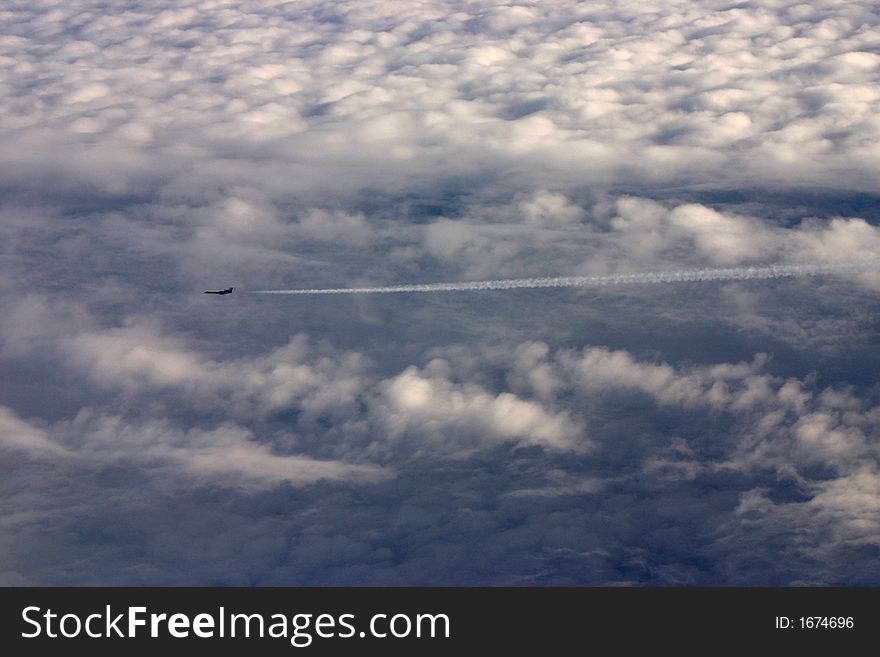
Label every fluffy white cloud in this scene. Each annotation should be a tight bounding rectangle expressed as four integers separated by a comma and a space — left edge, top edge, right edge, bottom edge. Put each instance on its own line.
503, 340, 790, 412
2, 0, 878, 199
376, 363, 585, 453
518, 191, 585, 227
53, 312, 587, 454
400, 191, 880, 286
69, 324, 211, 389
4, 0, 878, 295
733, 465, 880, 563
67, 324, 370, 421
422, 219, 524, 277
3, 297, 588, 456
2, 0, 879, 586
484, 338, 879, 479
560, 346, 771, 409
605, 197, 880, 270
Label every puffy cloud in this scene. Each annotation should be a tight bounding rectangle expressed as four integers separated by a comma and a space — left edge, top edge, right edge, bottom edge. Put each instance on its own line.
729, 466, 880, 581
422, 219, 523, 277
376, 364, 585, 453
2, 0, 879, 586
518, 191, 585, 227
69, 324, 211, 389
3, 299, 879, 582
667, 204, 763, 264
41, 310, 588, 455
502, 341, 787, 412
65, 323, 371, 421
2, 0, 879, 199
484, 340, 880, 552
607, 197, 880, 270
807, 468, 880, 545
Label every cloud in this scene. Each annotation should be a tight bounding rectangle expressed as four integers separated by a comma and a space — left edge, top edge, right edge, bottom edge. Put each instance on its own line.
43, 311, 588, 456
0, 407, 67, 456
606, 197, 880, 271
518, 191, 585, 227
558, 346, 775, 409
2, 0, 879, 200
375, 363, 585, 453
295, 209, 373, 246
69, 324, 211, 389
58, 411, 390, 489
0, 403, 388, 489
1, 0, 879, 586
667, 204, 763, 265
62, 322, 372, 424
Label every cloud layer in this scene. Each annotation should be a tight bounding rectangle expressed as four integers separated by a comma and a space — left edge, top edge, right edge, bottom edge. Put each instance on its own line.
1, 0, 878, 585
3, 0, 879, 199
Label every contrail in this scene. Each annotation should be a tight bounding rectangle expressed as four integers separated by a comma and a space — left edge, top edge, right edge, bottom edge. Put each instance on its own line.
251, 261, 880, 295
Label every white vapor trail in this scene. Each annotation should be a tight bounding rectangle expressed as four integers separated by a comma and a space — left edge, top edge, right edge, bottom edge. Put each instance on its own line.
251, 261, 880, 295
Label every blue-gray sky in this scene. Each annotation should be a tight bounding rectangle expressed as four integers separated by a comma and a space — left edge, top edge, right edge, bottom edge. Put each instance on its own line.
1, 0, 879, 585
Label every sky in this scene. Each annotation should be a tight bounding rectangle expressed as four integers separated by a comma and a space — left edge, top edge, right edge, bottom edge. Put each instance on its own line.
1, 0, 879, 585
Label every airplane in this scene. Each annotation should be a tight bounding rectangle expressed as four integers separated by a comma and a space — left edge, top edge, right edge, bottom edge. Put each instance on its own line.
204, 287, 234, 295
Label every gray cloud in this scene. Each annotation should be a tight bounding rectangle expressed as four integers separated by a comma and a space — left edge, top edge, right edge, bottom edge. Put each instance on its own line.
1, 0, 878, 585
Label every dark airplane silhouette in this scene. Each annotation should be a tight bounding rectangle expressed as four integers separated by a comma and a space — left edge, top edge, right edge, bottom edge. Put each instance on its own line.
204, 287, 234, 295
